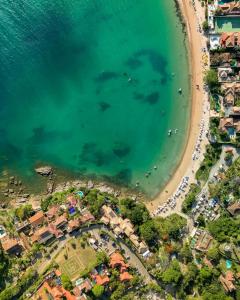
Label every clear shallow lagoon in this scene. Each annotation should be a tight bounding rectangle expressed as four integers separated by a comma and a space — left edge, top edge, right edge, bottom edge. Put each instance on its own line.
0, 0, 190, 197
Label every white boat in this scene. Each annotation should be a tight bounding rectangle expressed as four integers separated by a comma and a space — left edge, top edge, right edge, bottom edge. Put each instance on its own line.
168, 129, 172, 136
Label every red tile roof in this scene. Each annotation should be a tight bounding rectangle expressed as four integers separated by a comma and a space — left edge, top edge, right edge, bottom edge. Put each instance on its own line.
1, 238, 19, 252
37, 281, 76, 300
46, 206, 59, 219
29, 211, 44, 225
93, 274, 109, 286
110, 252, 128, 269
79, 212, 95, 224
120, 272, 133, 282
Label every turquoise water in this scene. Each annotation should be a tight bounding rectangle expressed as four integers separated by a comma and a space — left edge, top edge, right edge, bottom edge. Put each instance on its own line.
0, 0, 190, 197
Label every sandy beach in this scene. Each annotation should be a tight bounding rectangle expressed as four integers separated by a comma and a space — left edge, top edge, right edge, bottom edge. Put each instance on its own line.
146, 0, 209, 213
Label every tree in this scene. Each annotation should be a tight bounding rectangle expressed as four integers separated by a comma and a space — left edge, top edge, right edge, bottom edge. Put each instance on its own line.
120, 198, 150, 226
197, 214, 206, 227
204, 69, 219, 90
92, 284, 104, 298
180, 242, 193, 263
0, 244, 9, 289
140, 220, 158, 246
61, 274, 73, 291
202, 283, 233, 300
155, 213, 187, 240
15, 205, 33, 221
161, 260, 182, 285
202, 20, 209, 33
207, 244, 220, 262
96, 251, 109, 265
198, 266, 213, 286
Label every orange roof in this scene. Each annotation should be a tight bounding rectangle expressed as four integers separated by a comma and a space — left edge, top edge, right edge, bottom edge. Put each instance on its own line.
29, 211, 44, 224
55, 269, 62, 277
226, 271, 234, 282
110, 252, 128, 269
94, 275, 109, 286
79, 212, 95, 224
47, 206, 59, 219
68, 219, 80, 229
54, 214, 67, 227
120, 272, 133, 282
37, 281, 76, 300
1, 238, 19, 251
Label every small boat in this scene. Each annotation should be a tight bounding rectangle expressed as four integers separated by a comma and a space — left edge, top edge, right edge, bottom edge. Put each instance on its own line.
128, 77, 132, 82
154, 166, 157, 170
175, 129, 178, 134
168, 129, 172, 136
178, 88, 182, 94
145, 173, 149, 178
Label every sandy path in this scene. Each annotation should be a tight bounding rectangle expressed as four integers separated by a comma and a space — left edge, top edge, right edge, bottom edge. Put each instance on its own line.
146, 0, 209, 213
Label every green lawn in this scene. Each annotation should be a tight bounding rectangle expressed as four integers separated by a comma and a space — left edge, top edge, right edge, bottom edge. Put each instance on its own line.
55, 239, 97, 281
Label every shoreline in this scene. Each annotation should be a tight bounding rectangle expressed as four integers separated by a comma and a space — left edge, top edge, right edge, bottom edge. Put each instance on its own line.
146, 0, 209, 213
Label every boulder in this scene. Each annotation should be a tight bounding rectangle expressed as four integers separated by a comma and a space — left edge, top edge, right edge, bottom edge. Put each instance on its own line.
35, 166, 53, 176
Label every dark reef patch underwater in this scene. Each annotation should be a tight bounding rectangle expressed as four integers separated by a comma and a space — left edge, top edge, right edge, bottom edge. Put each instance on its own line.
0, 0, 190, 197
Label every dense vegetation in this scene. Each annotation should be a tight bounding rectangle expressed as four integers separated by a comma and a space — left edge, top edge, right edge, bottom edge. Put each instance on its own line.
196, 144, 222, 182
182, 183, 201, 214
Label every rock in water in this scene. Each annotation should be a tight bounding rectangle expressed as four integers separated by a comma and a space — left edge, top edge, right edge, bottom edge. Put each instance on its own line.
35, 166, 53, 176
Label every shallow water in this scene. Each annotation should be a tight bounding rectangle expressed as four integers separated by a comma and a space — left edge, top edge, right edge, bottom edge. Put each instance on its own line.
0, 0, 190, 197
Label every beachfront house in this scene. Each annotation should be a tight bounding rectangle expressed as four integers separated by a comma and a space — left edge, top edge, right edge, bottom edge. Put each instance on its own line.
218, 67, 240, 82
220, 32, 240, 48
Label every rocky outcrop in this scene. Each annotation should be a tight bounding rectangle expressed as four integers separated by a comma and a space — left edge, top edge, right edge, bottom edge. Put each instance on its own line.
35, 166, 53, 176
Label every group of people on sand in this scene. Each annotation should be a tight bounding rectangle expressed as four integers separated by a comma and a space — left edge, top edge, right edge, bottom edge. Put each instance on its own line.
192, 118, 208, 161
152, 176, 190, 217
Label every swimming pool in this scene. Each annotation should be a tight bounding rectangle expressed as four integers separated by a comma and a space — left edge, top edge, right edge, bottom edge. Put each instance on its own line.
226, 259, 232, 269
215, 16, 240, 33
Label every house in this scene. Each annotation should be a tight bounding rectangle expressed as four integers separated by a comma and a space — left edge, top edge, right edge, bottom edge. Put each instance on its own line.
79, 211, 95, 224
15, 220, 30, 233
219, 271, 236, 293
218, 67, 239, 82
195, 231, 213, 252
92, 274, 110, 286
101, 205, 119, 227
138, 242, 149, 254
100, 216, 110, 225
217, 2, 240, 16
31, 226, 53, 244
53, 214, 68, 230
129, 233, 139, 247
203, 257, 213, 269
220, 32, 240, 48
119, 218, 134, 236
35, 281, 76, 300
67, 194, 78, 207
223, 88, 235, 106
219, 117, 240, 133
46, 206, 59, 220
113, 226, 123, 236
1, 238, 23, 255
222, 82, 240, 106
219, 117, 234, 132
73, 278, 92, 297
67, 219, 80, 233
29, 211, 45, 228
120, 271, 133, 282
48, 224, 64, 239
227, 202, 240, 216
110, 252, 128, 270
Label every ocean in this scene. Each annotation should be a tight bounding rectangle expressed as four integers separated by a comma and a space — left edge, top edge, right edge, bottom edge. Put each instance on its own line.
0, 0, 190, 197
